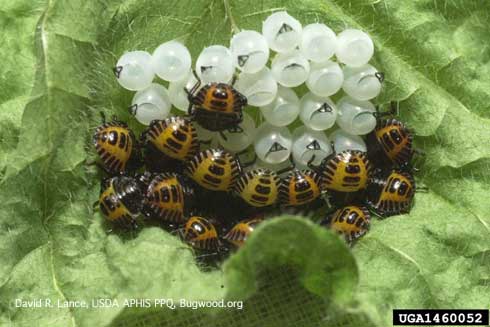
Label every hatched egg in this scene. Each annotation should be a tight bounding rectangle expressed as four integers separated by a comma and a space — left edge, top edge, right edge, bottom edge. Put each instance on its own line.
235, 67, 277, 107
151, 41, 191, 82
251, 158, 292, 175
271, 50, 310, 87
306, 60, 344, 97
300, 23, 337, 62
335, 29, 374, 67
336, 96, 376, 135
262, 11, 302, 53
195, 122, 216, 144
196, 45, 234, 83
230, 30, 270, 73
254, 123, 292, 164
342, 64, 383, 100
114, 51, 154, 91
292, 126, 333, 168
329, 129, 367, 153
260, 86, 300, 127
129, 83, 171, 125
217, 112, 256, 152
168, 70, 199, 112
299, 92, 337, 131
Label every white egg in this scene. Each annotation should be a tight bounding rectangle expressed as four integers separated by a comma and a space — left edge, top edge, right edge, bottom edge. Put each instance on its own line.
195, 45, 235, 83
251, 158, 292, 176
194, 122, 216, 144
262, 11, 302, 53
254, 123, 292, 164
271, 50, 310, 87
306, 60, 344, 97
329, 129, 367, 153
336, 96, 376, 135
115, 51, 154, 91
217, 112, 256, 152
342, 64, 383, 100
230, 30, 270, 73
235, 67, 277, 107
335, 29, 374, 67
299, 92, 337, 131
151, 41, 191, 82
292, 126, 333, 168
168, 70, 199, 112
300, 23, 337, 62
260, 86, 300, 127
129, 83, 171, 125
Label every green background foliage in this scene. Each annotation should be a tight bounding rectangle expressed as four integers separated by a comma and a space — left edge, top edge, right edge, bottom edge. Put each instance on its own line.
0, 0, 489, 326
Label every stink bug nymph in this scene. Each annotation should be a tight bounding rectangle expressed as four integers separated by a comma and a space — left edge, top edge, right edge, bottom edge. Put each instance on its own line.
184, 148, 241, 192
97, 176, 143, 228
142, 173, 195, 225
311, 150, 372, 205
234, 168, 280, 207
186, 71, 247, 133
366, 169, 416, 217
93, 114, 142, 175
223, 218, 263, 247
279, 169, 323, 207
366, 102, 414, 170
182, 216, 220, 251
321, 206, 370, 242
140, 116, 199, 172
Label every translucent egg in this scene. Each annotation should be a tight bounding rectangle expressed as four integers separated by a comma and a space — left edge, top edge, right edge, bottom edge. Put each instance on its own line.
151, 41, 191, 82
254, 123, 292, 164
300, 23, 337, 63
129, 83, 171, 125
329, 129, 367, 153
262, 11, 302, 53
271, 50, 310, 87
342, 64, 383, 100
252, 158, 292, 175
260, 86, 299, 127
230, 30, 270, 73
235, 67, 277, 107
292, 126, 333, 168
195, 45, 234, 83
336, 96, 376, 135
114, 51, 154, 91
299, 92, 337, 131
336, 29, 374, 67
195, 122, 216, 144
217, 112, 256, 152
168, 71, 199, 112
306, 60, 344, 97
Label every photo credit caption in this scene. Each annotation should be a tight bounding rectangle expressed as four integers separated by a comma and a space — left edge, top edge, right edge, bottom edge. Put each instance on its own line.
14, 298, 244, 310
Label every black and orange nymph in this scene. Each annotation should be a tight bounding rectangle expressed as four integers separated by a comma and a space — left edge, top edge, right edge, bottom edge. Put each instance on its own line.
186, 72, 247, 132
366, 102, 414, 170
366, 169, 416, 217
182, 216, 220, 251
93, 116, 141, 175
97, 176, 143, 228
223, 218, 263, 248
234, 168, 280, 207
321, 206, 370, 242
140, 116, 199, 172
279, 169, 322, 207
311, 150, 372, 205
142, 173, 195, 225
185, 148, 241, 192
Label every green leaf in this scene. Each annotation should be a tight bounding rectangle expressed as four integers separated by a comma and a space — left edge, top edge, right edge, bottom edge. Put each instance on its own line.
1, 0, 489, 326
